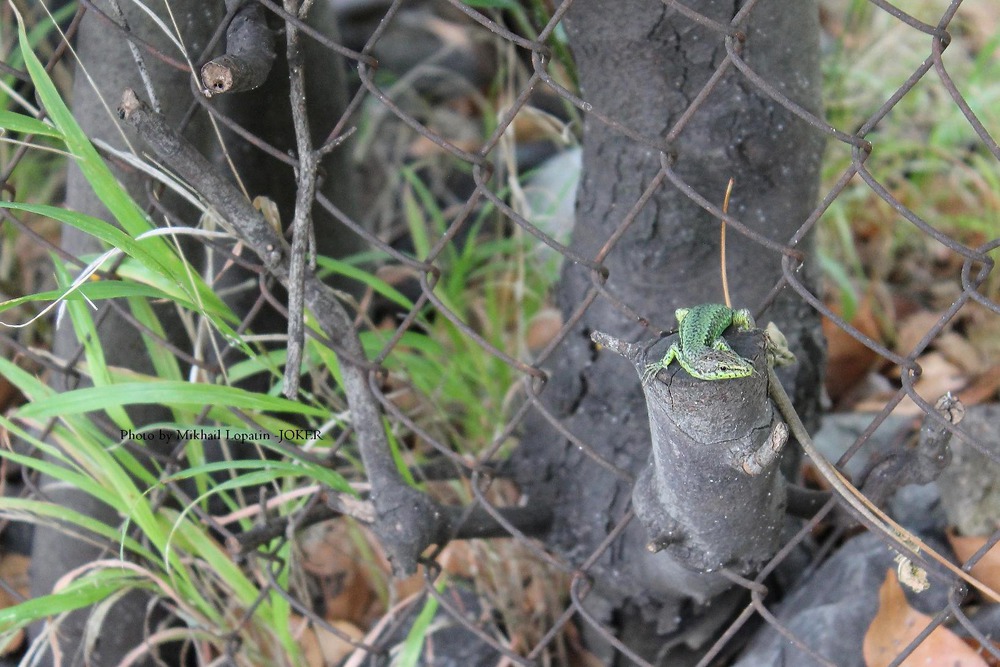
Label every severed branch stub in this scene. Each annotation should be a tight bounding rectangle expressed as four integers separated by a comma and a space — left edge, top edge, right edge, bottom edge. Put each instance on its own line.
592, 327, 788, 573
200, 1, 276, 95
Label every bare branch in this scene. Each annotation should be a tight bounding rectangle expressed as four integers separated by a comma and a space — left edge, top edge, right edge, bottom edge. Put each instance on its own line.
118, 88, 442, 575
281, 0, 317, 399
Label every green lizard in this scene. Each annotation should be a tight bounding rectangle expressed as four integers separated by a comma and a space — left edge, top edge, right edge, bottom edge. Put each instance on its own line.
641, 303, 756, 384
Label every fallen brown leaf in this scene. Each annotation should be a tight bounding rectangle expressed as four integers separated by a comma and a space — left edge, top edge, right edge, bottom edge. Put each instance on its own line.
864, 569, 987, 667
895, 310, 947, 359
936, 332, 983, 375
957, 363, 1000, 407
962, 637, 1000, 667
0, 553, 29, 656
526, 307, 563, 354
563, 619, 605, 667
316, 620, 364, 665
298, 522, 378, 626
855, 352, 967, 416
965, 303, 1000, 366
289, 615, 324, 667
438, 540, 476, 579
0, 376, 22, 415
823, 297, 883, 405
900, 352, 967, 415
947, 531, 1000, 603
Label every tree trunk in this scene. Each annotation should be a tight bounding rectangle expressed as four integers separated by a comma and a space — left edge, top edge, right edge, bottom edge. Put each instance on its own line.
513, 0, 825, 662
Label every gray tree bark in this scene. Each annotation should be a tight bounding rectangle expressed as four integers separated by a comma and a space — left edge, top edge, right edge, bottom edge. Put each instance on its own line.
512, 1, 825, 663
29, 2, 359, 664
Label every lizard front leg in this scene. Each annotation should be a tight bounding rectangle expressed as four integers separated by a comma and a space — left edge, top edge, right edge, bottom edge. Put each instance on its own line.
641, 343, 681, 385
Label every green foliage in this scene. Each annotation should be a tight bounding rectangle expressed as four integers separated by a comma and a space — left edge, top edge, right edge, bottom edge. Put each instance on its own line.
377, 168, 549, 459
819, 0, 1000, 302
0, 9, 354, 662
397, 580, 446, 667
0, 353, 347, 663
0, 3, 76, 88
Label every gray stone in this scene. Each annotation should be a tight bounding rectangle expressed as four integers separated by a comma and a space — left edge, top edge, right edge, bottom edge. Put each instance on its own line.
734, 533, 952, 667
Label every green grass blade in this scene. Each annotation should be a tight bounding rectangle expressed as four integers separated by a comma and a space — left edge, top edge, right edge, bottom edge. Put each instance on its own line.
162, 459, 354, 496
0, 354, 54, 402
402, 167, 448, 238
13, 13, 233, 322
0, 202, 228, 315
112, 256, 236, 324
397, 581, 445, 667
0, 496, 153, 562
314, 256, 415, 310
385, 425, 417, 487
224, 349, 286, 385
124, 297, 185, 384
0, 110, 61, 138
0, 279, 191, 316
18, 381, 329, 420
269, 540, 299, 661
16, 15, 150, 241
52, 260, 134, 430
0, 442, 111, 510
0, 572, 137, 632
165, 511, 263, 607
402, 185, 431, 260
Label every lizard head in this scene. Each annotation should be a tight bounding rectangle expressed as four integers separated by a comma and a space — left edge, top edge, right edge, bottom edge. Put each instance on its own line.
686, 349, 755, 380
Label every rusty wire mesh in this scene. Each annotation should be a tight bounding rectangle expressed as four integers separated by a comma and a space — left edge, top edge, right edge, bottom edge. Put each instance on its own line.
1, 0, 999, 665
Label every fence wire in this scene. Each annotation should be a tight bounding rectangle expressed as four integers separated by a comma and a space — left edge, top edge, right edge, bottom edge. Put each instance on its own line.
1, 0, 999, 665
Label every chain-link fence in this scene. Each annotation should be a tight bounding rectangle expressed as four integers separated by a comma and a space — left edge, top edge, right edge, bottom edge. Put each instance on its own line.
1, 0, 999, 665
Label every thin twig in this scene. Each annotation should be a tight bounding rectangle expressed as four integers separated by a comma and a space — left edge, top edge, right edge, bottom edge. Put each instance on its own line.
720, 177, 734, 308
282, 0, 317, 399
768, 367, 999, 600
